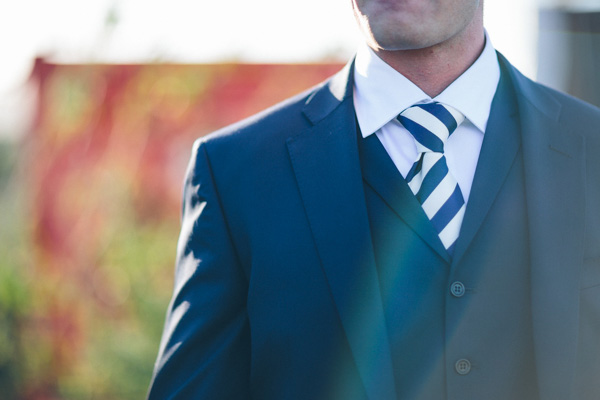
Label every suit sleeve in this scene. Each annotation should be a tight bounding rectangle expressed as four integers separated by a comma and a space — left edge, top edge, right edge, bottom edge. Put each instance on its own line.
147, 140, 250, 399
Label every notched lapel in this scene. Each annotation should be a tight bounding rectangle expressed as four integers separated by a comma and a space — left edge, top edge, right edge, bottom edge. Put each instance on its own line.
286, 66, 397, 400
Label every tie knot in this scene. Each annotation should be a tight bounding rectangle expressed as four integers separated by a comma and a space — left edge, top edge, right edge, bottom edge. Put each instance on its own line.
397, 102, 465, 153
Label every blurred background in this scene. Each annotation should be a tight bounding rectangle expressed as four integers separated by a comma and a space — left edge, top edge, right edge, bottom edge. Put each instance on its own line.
0, 0, 598, 398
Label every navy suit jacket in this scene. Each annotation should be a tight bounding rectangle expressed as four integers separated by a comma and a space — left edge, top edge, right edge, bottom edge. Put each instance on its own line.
147, 54, 600, 400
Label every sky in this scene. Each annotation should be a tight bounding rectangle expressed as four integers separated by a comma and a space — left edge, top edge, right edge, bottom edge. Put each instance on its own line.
0, 0, 540, 138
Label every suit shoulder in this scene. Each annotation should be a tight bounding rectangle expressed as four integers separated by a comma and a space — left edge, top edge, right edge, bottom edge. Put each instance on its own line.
198, 80, 327, 151
499, 53, 600, 127
195, 60, 353, 154
514, 74, 600, 144
534, 83, 600, 124
186, 71, 342, 174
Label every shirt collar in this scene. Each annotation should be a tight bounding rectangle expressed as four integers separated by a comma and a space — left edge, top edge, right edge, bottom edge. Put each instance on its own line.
353, 31, 500, 138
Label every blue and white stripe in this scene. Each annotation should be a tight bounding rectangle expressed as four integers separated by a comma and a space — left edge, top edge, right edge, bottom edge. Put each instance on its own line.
398, 102, 466, 255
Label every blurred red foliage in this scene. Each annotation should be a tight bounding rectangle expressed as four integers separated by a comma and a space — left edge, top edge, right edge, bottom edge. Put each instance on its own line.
16, 58, 343, 398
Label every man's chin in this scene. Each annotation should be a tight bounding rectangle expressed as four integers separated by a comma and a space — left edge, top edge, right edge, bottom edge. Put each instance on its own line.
368, 36, 439, 53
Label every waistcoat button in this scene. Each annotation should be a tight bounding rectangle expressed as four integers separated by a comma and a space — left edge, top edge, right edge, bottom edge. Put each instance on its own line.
455, 358, 472, 375
450, 281, 466, 297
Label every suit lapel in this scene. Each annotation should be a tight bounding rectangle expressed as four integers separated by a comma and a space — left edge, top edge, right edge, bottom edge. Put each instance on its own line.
286, 63, 397, 400
451, 69, 520, 266
500, 54, 585, 400
359, 132, 451, 263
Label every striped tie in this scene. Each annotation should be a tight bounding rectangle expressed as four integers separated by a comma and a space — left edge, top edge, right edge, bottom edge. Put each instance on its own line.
398, 102, 466, 255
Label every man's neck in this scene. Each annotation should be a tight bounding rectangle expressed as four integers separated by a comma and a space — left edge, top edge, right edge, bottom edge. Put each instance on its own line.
372, 22, 485, 98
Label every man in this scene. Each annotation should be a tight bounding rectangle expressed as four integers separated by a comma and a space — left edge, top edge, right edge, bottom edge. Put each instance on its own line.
148, 0, 600, 399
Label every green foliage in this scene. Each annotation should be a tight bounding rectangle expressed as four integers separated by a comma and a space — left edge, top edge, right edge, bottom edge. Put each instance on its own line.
0, 141, 32, 398
56, 221, 177, 399
0, 140, 178, 399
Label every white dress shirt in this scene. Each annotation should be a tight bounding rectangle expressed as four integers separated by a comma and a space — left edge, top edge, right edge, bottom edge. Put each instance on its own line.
353, 33, 500, 203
